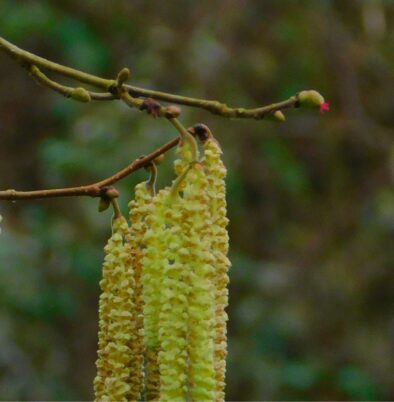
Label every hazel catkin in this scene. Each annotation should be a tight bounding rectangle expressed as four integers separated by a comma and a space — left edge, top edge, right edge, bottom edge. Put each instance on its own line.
94, 122, 231, 402
202, 134, 231, 402
182, 162, 217, 402
171, 131, 217, 402
126, 181, 154, 400
94, 216, 137, 402
155, 143, 202, 401
142, 186, 171, 400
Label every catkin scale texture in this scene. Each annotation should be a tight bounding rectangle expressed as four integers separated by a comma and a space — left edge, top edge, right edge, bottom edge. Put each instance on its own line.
94, 216, 137, 402
154, 144, 196, 402
93, 128, 230, 402
203, 137, 230, 402
182, 163, 217, 402
156, 193, 190, 402
142, 186, 172, 400
126, 182, 153, 400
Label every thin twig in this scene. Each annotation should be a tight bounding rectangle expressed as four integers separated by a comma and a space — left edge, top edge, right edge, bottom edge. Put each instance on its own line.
28, 65, 115, 101
0, 36, 301, 119
0, 137, 179, 200
0, 36, 323, 202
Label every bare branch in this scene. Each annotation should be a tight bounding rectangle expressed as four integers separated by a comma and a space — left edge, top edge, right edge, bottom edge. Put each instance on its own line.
0, 36, 327, 202
0, 137, 179, 201
0, 36, 305, 120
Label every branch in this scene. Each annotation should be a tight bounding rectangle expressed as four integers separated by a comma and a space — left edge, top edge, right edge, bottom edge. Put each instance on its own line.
0, 36, 112, 89
28, 64, 115, 101
0, 36, 328, 202
0, 137, 179, 200
0, 36, 306, 120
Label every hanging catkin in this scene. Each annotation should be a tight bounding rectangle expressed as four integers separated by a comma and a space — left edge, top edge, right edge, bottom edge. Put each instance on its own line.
172, 124, 217, 401
142, 186, 170, 400
156, 194, 190, 401
201, 130, 230, 402
94, 121, 230, 402
183, 163, 216, 402
156, 140, 196, 402
94, 216, 137, 402
126, 181, 153, 401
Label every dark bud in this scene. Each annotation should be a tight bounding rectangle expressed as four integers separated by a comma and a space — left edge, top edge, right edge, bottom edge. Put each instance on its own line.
140, 98, 162, 118
98, 197, 111, 212
164, 105, 181, 118
190, 123, 210, 142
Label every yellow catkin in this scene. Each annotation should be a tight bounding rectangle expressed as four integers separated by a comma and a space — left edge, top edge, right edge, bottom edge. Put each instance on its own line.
157, 192, 189, 401
202, 137, 230, 402
94, 216, 137, 402
140, 136, 195, 402
145, 346, 160, 401
126, 182, 153, 401
182, 162, 216, 402
163, 132, 216, 401
142, 186, 171, 400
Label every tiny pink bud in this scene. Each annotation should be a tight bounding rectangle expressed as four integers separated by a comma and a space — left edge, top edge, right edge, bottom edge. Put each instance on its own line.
320, 102, 330, 113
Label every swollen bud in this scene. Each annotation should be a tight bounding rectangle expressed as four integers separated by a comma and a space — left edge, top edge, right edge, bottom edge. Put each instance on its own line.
297, 90, 325, 109
98, 197, 111, 212
153, 154, 165, 165
105, 187, 120, 199
164, 105, 181, 118
117, 68, 130, 86
267, 110, 285, 122
71, 87, 91, 103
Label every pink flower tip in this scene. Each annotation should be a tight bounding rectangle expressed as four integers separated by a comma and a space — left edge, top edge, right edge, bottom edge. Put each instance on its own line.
320, 101, 330, 113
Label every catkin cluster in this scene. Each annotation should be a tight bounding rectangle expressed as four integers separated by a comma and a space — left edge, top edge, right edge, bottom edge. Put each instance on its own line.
94, 126, 230, 402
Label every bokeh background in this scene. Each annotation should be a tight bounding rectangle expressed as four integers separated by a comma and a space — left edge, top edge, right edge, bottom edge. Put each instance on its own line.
0, 0, 393, 400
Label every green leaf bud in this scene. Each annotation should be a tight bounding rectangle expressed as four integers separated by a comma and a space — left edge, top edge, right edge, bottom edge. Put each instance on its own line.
267, 110, 286, 122
98, 197, 111, 212
297, 90, 325, 108
117, 67, 130, 86
70, 87, 91, 103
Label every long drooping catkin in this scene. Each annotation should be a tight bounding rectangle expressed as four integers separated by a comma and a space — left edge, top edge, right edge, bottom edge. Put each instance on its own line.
94, 216, 137, 402
126, 182, 153, 401
155, 139, 197, 402
156, 192, 190, 402
171, 130, 217, 401
202, 135, 230, 402
94, 123, 230, 402
142, 186, 170, 401
182, 162, 216, 402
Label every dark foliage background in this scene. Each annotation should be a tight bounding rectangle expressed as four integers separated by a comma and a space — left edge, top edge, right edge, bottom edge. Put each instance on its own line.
0, 0, 393, 400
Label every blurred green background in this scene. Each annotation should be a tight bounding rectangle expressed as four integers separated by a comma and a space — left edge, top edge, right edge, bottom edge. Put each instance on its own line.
0, 0, 393, 400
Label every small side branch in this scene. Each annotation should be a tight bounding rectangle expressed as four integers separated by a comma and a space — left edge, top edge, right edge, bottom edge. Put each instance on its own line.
0, 36, 113, 90
0, 36, 327, 203
28, 65, 115, 101
0, 36, 303, 120
0, 137, 179, 201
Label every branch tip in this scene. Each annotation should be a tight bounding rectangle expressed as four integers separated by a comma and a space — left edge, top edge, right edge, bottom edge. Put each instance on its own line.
116, 67, 130, 87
